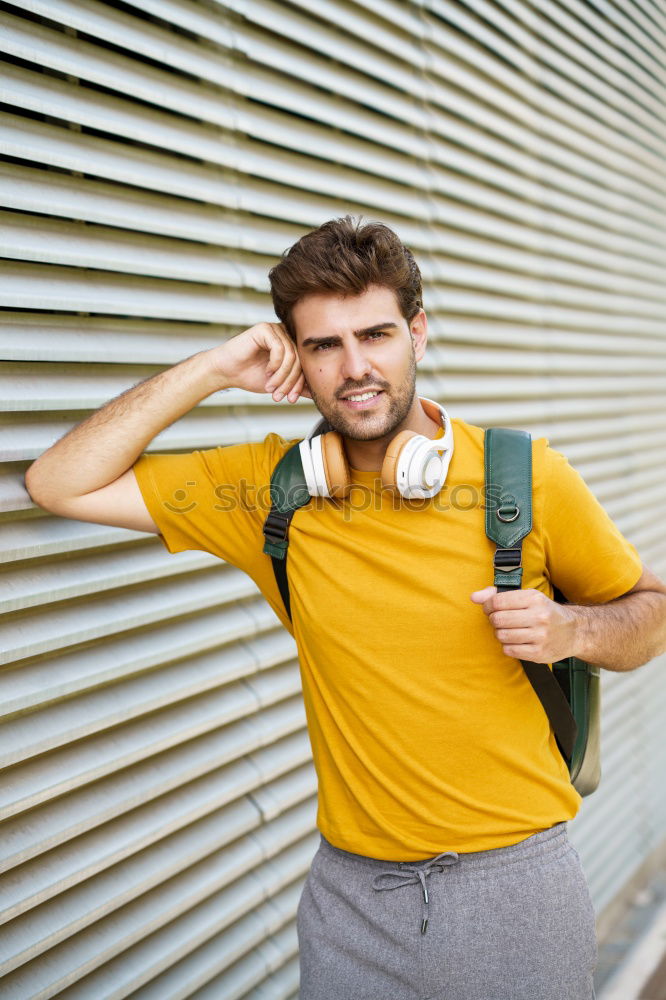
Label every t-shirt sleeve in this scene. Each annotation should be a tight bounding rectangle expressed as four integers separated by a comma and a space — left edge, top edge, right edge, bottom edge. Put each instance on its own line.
132, 432, 299, 577
542, 444, 643, 604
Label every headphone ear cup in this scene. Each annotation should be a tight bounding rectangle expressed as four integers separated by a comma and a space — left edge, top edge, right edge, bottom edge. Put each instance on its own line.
320, 432, 352, 498
381, 430, 419, 492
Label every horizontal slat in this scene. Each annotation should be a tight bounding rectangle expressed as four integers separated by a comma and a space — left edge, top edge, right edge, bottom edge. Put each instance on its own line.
185, 924, 299, 1000
429, 0, 665, 106
245, 0, 665, 122
0, 212, 269, 283
554, 0, 666, 55
4, 358, 666, 417
0, 312, 245, 364
3, 208, 666, 295
0, 694, 305, 823
2, 261, 666, 331
6, 393, 666, 494
0, 64, 433, 215
419, 257, 666, 307
239, 953, 300, 1000
0, 260, 268, 320
0, 805, 316, 995
0, 569, 267, 668
0, 666, 268, 769
4, 53, 666, 236
1, 541, 226, 614
0, 733, 312, 927
558, 429, 666, 467
529, 415, 666, 453
426, 285, 666, 331
509, 0, 665, 84
0, 165, 302, 255
2, 759, 261, 926
0, 611, 295, 716
2, 406, 311, 461
1, 464, 40, 515
0, 362, 412, 410
4, 114, 665, 259
11, 0, 666, 176
271, 0, 666, 154
438, 394, 666, 430
51, 827, 314, 1000
0, 116, 353, 233
0, 798, 262, 981
0, 517, 148, 563
0, 709, 305, 874
2, 162, 666, 281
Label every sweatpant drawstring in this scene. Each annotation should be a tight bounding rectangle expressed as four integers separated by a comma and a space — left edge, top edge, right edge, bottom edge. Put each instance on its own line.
371, 850, 459, 934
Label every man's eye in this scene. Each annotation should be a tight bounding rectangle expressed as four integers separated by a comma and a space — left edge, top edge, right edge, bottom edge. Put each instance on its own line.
313, 332, 385, 352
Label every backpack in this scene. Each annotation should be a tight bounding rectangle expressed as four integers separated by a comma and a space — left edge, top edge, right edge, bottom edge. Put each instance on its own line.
262, 425, 601, 797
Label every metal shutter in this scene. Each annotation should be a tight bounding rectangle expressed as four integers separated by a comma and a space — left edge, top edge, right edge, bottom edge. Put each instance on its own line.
1, 0, 665, 996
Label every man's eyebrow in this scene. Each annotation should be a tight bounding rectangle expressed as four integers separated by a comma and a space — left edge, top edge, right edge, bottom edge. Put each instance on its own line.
300, 321, 399, 349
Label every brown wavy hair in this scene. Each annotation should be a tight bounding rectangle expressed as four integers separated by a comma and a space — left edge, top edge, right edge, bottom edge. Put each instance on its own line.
268, 214, 423, 342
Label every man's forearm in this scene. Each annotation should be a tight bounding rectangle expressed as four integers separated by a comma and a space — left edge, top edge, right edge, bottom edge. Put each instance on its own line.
24, 349, 223, 507
570, 591, 666, 671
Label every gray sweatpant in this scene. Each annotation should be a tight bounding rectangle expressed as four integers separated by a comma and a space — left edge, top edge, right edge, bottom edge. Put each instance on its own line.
296, 821, 598, 1000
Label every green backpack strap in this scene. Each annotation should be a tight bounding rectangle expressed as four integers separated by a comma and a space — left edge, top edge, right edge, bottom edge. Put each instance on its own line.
262, 442, 311, 622
484, 428, 578, 766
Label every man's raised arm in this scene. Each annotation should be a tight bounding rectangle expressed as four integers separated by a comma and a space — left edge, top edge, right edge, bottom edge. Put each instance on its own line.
23, 322, 309, 532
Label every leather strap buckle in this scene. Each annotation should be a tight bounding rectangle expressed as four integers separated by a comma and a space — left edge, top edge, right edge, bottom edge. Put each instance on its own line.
263, 510, 290, 544
493, 546, 522, 572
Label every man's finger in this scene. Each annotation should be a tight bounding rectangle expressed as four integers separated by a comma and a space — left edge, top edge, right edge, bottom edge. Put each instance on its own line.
495, 627, 534, 642
489, 610, 535, 628
470, 585, 497, 614
471, 586, 537, 616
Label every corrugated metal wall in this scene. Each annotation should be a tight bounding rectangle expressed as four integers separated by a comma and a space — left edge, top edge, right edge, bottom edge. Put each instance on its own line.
1, 0, 665, 995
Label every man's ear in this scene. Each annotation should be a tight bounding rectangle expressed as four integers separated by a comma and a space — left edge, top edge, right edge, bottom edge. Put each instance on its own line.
410, 309, 428, 361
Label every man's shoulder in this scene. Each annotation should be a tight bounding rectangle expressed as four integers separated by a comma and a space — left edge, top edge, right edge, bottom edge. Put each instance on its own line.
450, 416, 484, 449
218, 431, 302, 459
450, 417, 554, 489
256, 432, 303, 467
212, 432, 303, 485
450, 417, 548, 454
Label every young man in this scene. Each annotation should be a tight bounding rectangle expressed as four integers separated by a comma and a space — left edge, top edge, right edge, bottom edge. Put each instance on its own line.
25, 216, 666, 1000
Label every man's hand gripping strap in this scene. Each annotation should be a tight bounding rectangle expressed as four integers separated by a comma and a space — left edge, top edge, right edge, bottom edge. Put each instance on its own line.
484, 427, 578, 766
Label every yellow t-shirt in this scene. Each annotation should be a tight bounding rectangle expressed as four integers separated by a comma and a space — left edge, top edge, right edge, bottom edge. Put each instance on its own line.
133, 416, 643, 859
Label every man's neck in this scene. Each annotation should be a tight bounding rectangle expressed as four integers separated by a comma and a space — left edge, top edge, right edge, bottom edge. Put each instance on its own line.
343, 397, 442, 471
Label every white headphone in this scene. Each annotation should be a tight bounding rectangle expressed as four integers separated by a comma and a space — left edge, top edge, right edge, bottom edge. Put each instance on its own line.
298, 396, 454, 500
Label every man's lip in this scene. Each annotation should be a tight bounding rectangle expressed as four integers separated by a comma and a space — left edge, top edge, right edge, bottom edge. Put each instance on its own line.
339, 389, 384, 400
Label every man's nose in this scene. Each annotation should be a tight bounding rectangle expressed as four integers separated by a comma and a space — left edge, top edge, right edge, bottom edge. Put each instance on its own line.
340, 341, 373, 382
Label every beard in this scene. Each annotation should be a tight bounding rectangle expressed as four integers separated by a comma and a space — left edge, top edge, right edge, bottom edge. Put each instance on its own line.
308, 346, 417, 441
